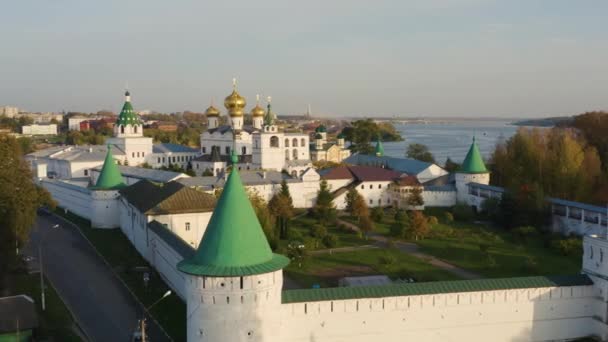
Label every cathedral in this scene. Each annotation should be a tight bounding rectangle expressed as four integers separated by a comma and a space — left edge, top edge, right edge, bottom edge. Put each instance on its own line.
194, 81, 312, 178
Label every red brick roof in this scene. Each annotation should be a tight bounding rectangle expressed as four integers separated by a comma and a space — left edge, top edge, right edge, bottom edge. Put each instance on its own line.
394, 175, 421, 186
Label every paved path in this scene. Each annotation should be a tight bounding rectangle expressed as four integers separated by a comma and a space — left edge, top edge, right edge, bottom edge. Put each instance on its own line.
336, 218, 482, 280
27, 214, 170, 342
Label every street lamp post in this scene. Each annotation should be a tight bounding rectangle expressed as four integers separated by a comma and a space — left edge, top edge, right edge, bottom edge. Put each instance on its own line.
139, 290, 171, 341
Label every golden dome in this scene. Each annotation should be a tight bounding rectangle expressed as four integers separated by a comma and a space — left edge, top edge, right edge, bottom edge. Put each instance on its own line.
205, 105, 220, 117
224, 90, 246, 117
250, 104, 265, 117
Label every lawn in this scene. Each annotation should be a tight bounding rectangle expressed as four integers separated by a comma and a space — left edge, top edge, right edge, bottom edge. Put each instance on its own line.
277, 214, 371, 251
7, 273, 82, 341
416, 220, 582, 278
285, 248, 462, 289
341, 207, 582, 279
54, 209, 186, 341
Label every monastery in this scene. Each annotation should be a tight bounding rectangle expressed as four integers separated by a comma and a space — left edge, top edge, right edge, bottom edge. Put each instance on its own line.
27, 84, 608, 341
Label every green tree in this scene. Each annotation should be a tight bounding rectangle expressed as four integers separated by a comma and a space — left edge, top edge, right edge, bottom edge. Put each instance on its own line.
345, 188, 360, 215
406, 187, 424, 207
406, 143, 435, 163
269, 187, 294, 240
390, 210, 410, 239
313, 180, 336, 223
0, 135, 55, 282
444, 157, 460, 172
370, 207, 384, 223
410, 211, 430, 241
359, 215, 374, 239
248, 189, 277, 248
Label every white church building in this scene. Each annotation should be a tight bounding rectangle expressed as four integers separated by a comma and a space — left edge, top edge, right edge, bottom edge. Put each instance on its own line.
194, 82, 311, 178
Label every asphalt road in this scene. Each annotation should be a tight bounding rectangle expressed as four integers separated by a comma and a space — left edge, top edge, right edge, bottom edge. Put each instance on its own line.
27, 214, 171, 342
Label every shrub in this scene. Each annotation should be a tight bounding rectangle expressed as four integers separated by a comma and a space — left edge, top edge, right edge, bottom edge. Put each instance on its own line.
370, 207, 384, 223
379, 253, 397, 265
522, 256, 538, 273
286, 229, 303, 241
390, 222, 407, 238
322, 234, 339, 248
444, 212, 454, 223
552, 238, 582, 256
513, 226, 537, 243
310, 224, 328, 238
452, 203, 475, 222
427, 216, 438, 225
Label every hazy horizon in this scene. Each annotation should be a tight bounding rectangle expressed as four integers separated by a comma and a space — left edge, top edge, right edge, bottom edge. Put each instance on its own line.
2, 1, 607, 117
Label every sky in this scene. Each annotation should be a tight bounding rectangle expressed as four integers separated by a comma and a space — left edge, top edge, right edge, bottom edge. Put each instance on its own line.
1, 0, 607, 117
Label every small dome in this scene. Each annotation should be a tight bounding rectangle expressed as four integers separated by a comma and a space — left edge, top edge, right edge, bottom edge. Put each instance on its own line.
205, 105, 220, 117
250, 104, 265, 117
224, 90, 246, 117
315, 133, 323, 139
337, 133, 345, 139
315, 125, 327, 133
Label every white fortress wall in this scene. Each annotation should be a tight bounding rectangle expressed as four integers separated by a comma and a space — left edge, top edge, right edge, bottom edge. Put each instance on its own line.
422, 189, 457, 207
150, 212, 212, 248
41, 179, 92, 220
279, 285, 605, 342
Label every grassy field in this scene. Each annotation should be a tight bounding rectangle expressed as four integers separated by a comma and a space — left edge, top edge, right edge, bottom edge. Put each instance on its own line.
344, 207, 582, 279
54, 209, 186, 341
285, 248, 462, 288
277, 214, 371, 251
7, 273, 82, 341
416, 220, 582, 278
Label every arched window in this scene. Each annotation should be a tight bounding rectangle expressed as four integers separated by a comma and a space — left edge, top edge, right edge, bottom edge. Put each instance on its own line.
120, 125, 125, 134
292, 138, 298, 147
292, 149, 298, 160
285, 149, 290, 160
301, 138, 305, 147
133, 125, 138, 133
291, 170, 297, 177
284, 139, 290, 147
270, 136, 279, 148
242, 146, 247, 155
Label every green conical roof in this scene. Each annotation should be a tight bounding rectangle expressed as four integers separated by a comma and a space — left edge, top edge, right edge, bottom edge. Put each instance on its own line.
178, 151, 289, 277
459, 137, 488, 174
116, 91, 142, 126
375, 136, 384, 157
92, 146, 126, 190
264, 103, 276, 126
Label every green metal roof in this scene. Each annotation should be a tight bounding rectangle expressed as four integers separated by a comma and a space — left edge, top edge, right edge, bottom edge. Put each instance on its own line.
91, 146, 125, 190
315, 125, 327, 133
178, 151, 289, 277
459, 137, 488, 174
374, 137, 384, 157
314, 133, 323, 139
337, 133, 345, 139
264, 103, 276, 126
282, 274, 592, 303
116, 91, 142, 126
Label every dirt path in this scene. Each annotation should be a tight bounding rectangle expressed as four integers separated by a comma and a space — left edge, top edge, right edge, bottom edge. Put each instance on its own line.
336, 218, 482, 280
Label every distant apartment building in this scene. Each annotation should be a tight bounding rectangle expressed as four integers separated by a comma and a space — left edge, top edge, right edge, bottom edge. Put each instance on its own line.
22, 124, 58, 135
0, 106, 19, 118
68, 117, 97, 131
79, 117, 116, 131
17, 112, 63, 124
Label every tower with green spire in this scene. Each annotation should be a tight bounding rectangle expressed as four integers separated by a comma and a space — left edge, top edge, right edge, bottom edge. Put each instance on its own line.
90, 145, 125, 228
91, 145, 126, 190
106, 89, 153, 166
179, 150, 289, 341
455, 136, 490, 203
375, 135, 384, 157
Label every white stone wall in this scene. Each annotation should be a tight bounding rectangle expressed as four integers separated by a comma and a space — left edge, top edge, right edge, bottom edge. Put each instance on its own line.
90, 190, 121, 229
147, 228, 189, 300
151, 212, 213, 248
455, 172, 490, 203
201, 130, 253, 157
40, 179, 92, 220
253, 128, 286, 171
106, 136, 153, 166
22, 124, 57, 135
186, 270, 284, 342
422, 190, 457, 207
278, 286, 604, 342
150, 152, 198, 170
